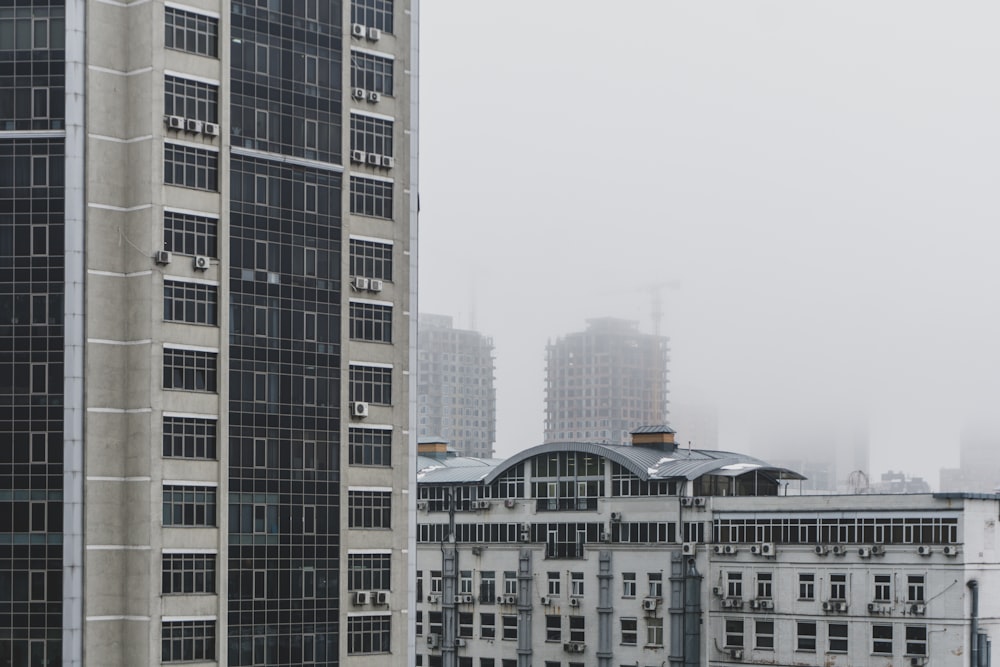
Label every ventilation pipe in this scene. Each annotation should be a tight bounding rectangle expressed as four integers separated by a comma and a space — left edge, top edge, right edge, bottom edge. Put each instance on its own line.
969, 580, 979, 667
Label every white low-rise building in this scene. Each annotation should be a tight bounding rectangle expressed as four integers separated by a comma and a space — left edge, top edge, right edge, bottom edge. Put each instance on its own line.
414, 427, 999, 667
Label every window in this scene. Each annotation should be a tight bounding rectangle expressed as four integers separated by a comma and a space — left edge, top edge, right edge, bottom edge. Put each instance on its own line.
165, 6, 218, 57
348, 489, 391, 528
906, 625, 927, 656
622, 572, 636, 598
620, 617, 637, 645
648, 572, 663, 597
545, 615, 561, 642
351, 113, 394, 157
459, 612, 473, 638
349, 363, 392, 405
164, 143, 218, 191
874, 574, 892, 602
163, 415, 216, 459
349, 426, 391, 466
547, 572, 560, 596
428, 611, 442, 635
798, 573, 815, 600
349, 300, 392, 342
480, 613, 495, 639
756, 572, 772, 599
162, 552, 216, 594
430, 571, 442, 594
164, 75, 218, 123
347, 614, 390, 654
828, 622, 848, 652
480, 571, 495, 603
502, 615, 517, 641
351, 0, 394, 33
164, 210, 217, 257
30, 363, 46, 393
645, 617, 663, 647
460, 571, 473, 595
163, 347, 217, 392
31, 155, 46, 184
796, 621, 816, 651
830, 573, 847, 600
161, 619, 215, 662
350, 237, 393, 280
872, 624, 893, 654
907, 575, 925, 602
162, 484, 216, 526
726, 571, 743, 598
755, 620, 774, 650
569, 616, 584, 642
503, 571, 517, 595
570, 572, 584, 597
351, 49, 394, 95
725, 619, 744, 648
164, 280, 217, 325
350, 176, 393, 219
347, 552, 391, 591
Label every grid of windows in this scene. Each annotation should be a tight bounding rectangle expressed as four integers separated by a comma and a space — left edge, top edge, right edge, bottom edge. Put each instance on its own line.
350, 176, 392, 219
349, 237, 393, 280
350, 49, 393, 94
162, 484, 217, 526
163, 347, 217, 392
348, 490, 391, 528
162, 553, 217, 594
347, 552, 391, 591
164, 143, 218, 191
165, 75, 218, 123
350, 300, 392, 342
163, 415, 217, 459
714, 515, 960, 544
348, 426, 391, 466
347, 614, 390, 654
0, 7, 65, 132
165, 7, 218, 57
351, 0, 394, 33
164, 280, 218, 325
164, 210, 218, 257
349, 363, 392, 405
162, 619, 216, 662
350, 113, 393, 157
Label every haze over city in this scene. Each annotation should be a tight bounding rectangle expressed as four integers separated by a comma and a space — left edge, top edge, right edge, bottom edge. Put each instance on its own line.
418, 1, 1000, 484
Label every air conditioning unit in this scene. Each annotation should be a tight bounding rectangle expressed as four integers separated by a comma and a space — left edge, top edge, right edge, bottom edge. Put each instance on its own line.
473, 500, 490, 510
352, 401, 370, 418
461, 594, 474, 604
569, 597, 580, 607
867, 602, 878, 613
859, 547, 872, 558
416, 500, 428, 511
367, 152, 381, 166
519, 531, 529, 542
712, 586, 723, 597
351, 23, 365, 37
642, 597, 658, 611
870, 545, 884, 556
368, 279, 384, 292
353, 276, 370, 290
749, 599, 760, 609
427, 594, 440, 604
911, 657, 929, 667
454, 638, 466, 648
610, 511, 622, 522
504, 498, 516, 509
837, 602, 848, 612
729, 648, 744, 660
470, 546, 483, 556
563, 642, 585, 653
166, 115, 184, 130
203, 122, 219, 136
831, 545, 846, 555
540, 596, 552, 605
760, 543, 775, 557
713, 545, 725, 555
599, 531, 610, 543
681, 542, 697, 556
495, 595, 506, 604
154, 250, 172, 265
520, 522, 531, 532
722, 598, 741, 609
367, 91, 381, 103
352, 87, 366, 100
679, 497, 694, 507
911, 603, 926, 615
186, 118, 203, 133
917, 545, 932, 556
354, 591, 370, 605
194, 255, 210, 270
749, 545, 762, 555
759, 600, 774, 610
351, 149, 366, 163
943, 545, 959, 557
504, 594, 517, 605
814, 545, 830, 555
724, 545, 737, 555
426, 634, 440, 648
380, 155, 394, 169
822, 601, 834, 612
693, 497, 707, 507
367, 26, 381, 41
375, 591, 389, 605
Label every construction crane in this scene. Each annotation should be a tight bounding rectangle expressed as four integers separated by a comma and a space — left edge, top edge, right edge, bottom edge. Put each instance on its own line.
641, 281, 681, 424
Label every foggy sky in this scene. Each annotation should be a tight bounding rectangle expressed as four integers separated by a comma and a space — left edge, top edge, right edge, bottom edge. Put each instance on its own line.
417, 1, 1000, 485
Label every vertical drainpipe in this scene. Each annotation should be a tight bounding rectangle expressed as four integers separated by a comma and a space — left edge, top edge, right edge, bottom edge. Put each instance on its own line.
596, 550, 612, 667
683, 557, 703, 667
969, 580, 979, 667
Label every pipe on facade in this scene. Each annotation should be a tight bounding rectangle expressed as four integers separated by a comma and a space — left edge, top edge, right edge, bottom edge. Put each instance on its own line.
969, 579, 979, 667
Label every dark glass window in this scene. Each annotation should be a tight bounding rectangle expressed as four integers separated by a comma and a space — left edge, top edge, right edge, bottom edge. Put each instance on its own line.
350, 49, 393, 95
349, 237, 393, 280
164, 143, 218, 191
165, 7, 218, 58
347, 614, 390, 654
349, 300, 392, 342
163, 347, 217, 392
164, 210, 218, 257
350, 176, 392, 219
351, 0, 394, 33
347, 553, 391, 591
162, 553, 216, 594
162, 620, 216, 662
163, 415, 217, 459
164, 280, 218, 325
165, 75, 218, 123
348, 426, 391, 466
350, 112, 393, 157
348, 490, 391, 528
162, 484, 217, 526
349, 363, 392, 405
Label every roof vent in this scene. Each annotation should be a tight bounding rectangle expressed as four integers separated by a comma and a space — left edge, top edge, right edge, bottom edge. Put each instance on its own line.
629, 425, 677, 451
